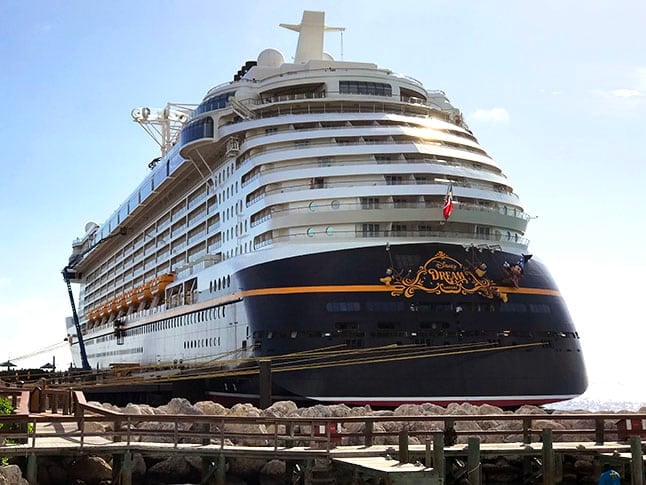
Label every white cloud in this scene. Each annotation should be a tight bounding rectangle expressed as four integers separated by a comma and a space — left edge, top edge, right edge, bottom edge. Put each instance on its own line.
470, 108, 510, 123
611, 88, 643, 97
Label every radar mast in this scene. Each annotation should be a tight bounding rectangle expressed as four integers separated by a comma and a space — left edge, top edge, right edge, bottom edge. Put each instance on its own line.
131, 103, 195, 159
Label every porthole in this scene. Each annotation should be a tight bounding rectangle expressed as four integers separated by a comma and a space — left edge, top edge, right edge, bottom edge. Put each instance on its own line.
307, 228, 315, 237
331, 200, 340, 210
326, 226, 334, 236
309, 202, 317, 212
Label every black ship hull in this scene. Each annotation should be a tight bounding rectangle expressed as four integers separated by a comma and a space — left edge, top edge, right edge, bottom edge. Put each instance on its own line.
209, 242, 587, 407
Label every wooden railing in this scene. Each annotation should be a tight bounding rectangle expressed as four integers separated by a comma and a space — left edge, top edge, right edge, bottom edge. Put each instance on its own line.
0, 389, 644, 453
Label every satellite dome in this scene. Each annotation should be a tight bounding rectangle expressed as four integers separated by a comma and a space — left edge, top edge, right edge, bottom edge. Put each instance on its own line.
257, 48, 285, 67
322, 51, 335, 61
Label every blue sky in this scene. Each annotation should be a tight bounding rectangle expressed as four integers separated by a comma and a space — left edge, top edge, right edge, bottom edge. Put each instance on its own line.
1, 0, 644, 401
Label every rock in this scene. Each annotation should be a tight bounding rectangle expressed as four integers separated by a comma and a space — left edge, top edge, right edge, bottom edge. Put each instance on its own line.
195, 400, 228, 416
122, 403, 157, 415
261, 400, 298, 418
158, 397, 204, 415
131, 453, 147, 479
0, 465, 28, 485
260, 459, 286, 477
514, 405, 547, 415
37, 458, 68, 485
478, 403, 504, 415
147, 456, 200, 483
227, 457, 268, 478
230, 402, 262, 417
297, 403, 351, 418
82, 421, 106, 434
420, 403, 447, 415
393, 404, 423, 416
226, 403, 268, 445
68, 456, 112, 485
454, 421, 484, 444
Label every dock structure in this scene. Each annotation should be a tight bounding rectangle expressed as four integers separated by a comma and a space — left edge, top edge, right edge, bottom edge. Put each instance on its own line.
0, 387, 645, 484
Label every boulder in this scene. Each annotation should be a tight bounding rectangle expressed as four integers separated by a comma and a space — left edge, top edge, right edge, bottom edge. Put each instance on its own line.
227, 457, 268, 478
261, 400, 298, 418
146, 455, 200, 484
122, 403, 158, 416
260, 459, 286, 477
393, 404, 423, 416
67, 456, 112, 485
158, 397, 204, 415
514, 405, 547, 415
195, 400, 228, 416
478, 403, 504, 415
0, 465, 28, 485
226, 403, 268, 446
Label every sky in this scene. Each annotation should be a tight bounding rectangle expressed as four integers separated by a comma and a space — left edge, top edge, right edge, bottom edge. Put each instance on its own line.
1, 0, 644, 402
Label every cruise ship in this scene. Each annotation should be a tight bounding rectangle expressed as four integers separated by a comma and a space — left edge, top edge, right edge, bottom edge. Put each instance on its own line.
63, 11, 587, 407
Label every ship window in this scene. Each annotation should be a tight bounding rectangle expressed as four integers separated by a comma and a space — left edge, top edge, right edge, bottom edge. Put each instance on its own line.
529, 303, 551, 313
360, 197, 379, 209
180, 117, 214, 145
195, 91, 235, 115
366, 301, 404, 312
499, 303, 527, 312
227, 275, 230, 287
326, 226, 335, 236
339, 81, 392, 97
307, 228, 315, 237
361, 223, 380, 237
331, 200, 340, 210
326, 302, 360, 312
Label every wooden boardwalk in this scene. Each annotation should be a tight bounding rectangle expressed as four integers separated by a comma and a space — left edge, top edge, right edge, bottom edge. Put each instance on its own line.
0, 387, 645, 484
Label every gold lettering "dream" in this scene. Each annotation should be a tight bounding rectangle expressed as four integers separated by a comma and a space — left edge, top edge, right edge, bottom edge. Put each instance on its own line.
380, 251, 501, 299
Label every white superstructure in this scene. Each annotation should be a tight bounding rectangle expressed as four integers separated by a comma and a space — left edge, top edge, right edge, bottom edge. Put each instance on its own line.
66, 11, 530, 370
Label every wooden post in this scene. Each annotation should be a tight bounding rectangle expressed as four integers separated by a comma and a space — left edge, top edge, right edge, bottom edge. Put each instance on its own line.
542, 428, 555, 485
631, 436, 644, 485
365, 419, 373, 447
112, 454, 123, 484
467, 436, 481, 485
555, 453, 563, 484
444, 419, 456, 446
286, 421, 295, 448
114, 417, 122, 442
26, 453, 37, 485
215, 453, 226, 485
399, 429, 409, 464
595, 418, 605, 445
523, 418, 532, 444
258, 359, 272, 409
303, 459, 314, 485
433, 432, 445, 480
122, 451, 132, 485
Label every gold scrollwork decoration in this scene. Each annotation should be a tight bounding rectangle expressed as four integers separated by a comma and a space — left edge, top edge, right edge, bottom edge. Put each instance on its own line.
379, 251, 507, 301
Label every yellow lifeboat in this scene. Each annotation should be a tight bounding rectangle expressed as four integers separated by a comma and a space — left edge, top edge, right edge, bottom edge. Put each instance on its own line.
135, 282, 153, 301
124, 289, 139, 307
97, 303, 108, 318
151, 273, 175, 295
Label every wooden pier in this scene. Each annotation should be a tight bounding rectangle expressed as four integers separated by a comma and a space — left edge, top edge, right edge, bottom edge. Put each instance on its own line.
0, 386, 645, 484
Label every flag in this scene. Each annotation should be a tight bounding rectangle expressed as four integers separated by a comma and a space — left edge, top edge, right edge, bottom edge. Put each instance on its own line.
442, 183, 454, 220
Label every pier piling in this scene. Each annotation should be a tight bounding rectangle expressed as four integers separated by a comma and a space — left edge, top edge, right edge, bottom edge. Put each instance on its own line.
542, 428, 555, 485
467, 436, 481, 485
631, 436, 644, 485
432, 432, 445, 480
